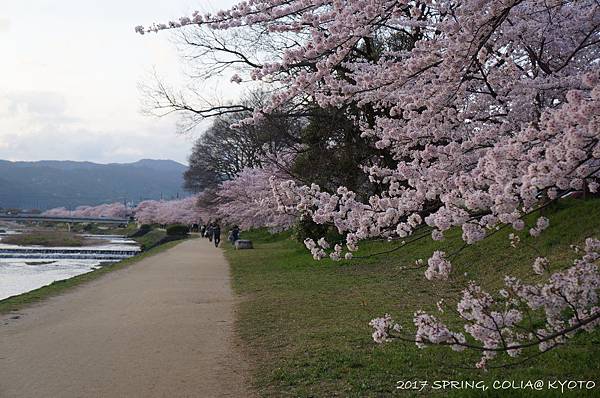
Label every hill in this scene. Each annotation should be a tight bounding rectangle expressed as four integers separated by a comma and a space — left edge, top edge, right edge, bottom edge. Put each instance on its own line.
0, 159, 187, 210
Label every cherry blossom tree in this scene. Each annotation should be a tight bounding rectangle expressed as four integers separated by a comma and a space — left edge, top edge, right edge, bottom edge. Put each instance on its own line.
214, 165, 297, 231
43, 203, 130, 218
371, 238, 600, 369
42, 207, 71, 217
134, 196, 204, 225
138, 0, 600, 367
132, 200, 161, 224
184, 97, 303, 193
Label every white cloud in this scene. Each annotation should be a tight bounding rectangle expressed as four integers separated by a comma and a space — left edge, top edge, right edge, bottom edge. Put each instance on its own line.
0, 89, 192, 164
5, 91, 69, 117
0, 123, 193, 164
0, 0, 240, 165
0, 18, 9, 33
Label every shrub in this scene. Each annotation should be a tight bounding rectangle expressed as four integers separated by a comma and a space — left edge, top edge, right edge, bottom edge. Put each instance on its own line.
129, 224, 152, 238
166, 224, 189, 236
83, 223, 95, 232
138, 230, 189, 251
139, 224, 151, 232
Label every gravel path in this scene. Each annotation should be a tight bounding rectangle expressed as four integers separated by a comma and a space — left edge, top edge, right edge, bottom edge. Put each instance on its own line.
0, 238, 253, 398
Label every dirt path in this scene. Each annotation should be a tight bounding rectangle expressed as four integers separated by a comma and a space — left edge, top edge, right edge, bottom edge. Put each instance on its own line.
0, 238, 253, 398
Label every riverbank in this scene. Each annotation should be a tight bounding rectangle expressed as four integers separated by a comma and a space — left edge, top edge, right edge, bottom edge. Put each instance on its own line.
0, 238, 185, 314
1, 230, 96, 247
225, 199, 600, 397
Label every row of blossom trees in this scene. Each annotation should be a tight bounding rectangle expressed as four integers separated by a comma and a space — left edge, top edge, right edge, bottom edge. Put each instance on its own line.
41, 166, 295, 229
137, 0, 600, 368
44, 197, 205, 226
134, 196, 204, 225
43, 203, 130, 219
211, 165, 297, 231
131, 169, 295, 228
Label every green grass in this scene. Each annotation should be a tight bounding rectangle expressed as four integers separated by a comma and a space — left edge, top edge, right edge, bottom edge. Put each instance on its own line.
0, 239, 185, 315
70, 222, 138, 236
225, 198, 600, 397
133, 229, 167, 250
2, 231, 91, 247
103, 223, 138, 235
132, 228, 194, 251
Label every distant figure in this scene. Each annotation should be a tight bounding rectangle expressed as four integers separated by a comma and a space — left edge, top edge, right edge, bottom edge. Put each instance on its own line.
212, 224, 221, 247
230, 225, 240, 245
207, 223, 214, 242
200, 224, 206, 237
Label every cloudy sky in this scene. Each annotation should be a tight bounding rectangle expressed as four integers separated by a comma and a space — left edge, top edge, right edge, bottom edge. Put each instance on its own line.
0, 0, 239, 165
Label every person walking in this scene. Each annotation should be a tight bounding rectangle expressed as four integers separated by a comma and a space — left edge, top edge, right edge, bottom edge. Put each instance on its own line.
230, 225, 240, 245
207, 222, 214, 242
212, 223, 221, 247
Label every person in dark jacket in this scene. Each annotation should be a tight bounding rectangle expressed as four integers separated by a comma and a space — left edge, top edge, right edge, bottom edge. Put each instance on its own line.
212, 223, 221, 247
229, 225, 240, 245
206, 222, 213, 242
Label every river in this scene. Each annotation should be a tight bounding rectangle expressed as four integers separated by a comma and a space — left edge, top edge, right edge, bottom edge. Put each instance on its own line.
0, 232, 140, 300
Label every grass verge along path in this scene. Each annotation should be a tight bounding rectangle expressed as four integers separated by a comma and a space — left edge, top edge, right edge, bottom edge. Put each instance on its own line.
225, 199, 600, 397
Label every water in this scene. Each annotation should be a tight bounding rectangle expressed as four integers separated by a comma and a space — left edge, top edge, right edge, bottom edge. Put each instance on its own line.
0, 259, 104, 300
0, 232, 140, 300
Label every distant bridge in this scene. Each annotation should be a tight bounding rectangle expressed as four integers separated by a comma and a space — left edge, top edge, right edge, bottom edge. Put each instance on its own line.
0, 214, 129, 225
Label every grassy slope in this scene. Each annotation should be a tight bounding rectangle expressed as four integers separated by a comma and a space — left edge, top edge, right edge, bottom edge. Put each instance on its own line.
225, 198, 600, 397
134, 229, 167, 250
0, 239, 185, 315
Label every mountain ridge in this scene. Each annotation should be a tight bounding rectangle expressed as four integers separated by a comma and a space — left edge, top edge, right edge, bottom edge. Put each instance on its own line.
0, 159, 188, 210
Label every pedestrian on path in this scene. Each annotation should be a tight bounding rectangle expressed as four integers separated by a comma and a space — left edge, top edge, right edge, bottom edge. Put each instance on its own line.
213, 223, 221, 247
207, 222, 214, 242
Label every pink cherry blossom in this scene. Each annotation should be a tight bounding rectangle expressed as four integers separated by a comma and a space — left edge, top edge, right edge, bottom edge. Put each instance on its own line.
140, 0, 600, 366
43, 202, 130, 219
